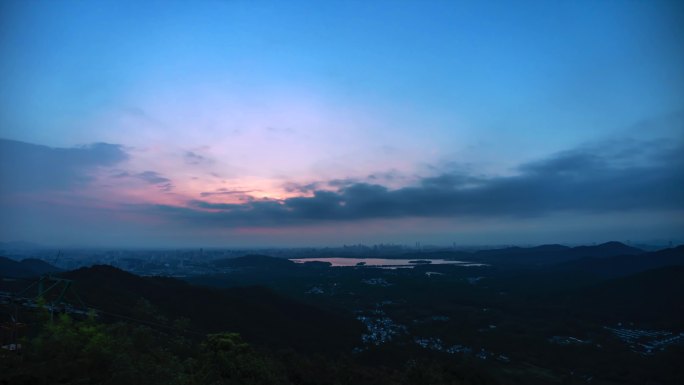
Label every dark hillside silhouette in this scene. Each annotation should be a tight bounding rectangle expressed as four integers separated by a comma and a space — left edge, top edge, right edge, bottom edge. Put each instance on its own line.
0, 256, 61, 278
552, 245, 684, 278
60, 265, 361, 354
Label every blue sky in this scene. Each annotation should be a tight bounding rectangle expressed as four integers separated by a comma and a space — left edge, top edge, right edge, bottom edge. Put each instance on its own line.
0, 0, 682, 247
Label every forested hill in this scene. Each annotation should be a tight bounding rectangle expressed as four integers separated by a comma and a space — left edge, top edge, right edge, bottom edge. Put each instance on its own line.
60, 265, 361, 354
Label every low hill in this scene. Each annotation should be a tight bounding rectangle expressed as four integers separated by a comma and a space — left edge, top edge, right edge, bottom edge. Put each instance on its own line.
60, 265, 361, 354
568, 241, 643, 257
470, 241, 643, 266
552, 245, 684, 278
0, 256, 61, 278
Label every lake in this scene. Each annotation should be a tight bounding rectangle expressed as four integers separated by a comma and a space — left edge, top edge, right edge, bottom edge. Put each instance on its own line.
289, 257, 486, 268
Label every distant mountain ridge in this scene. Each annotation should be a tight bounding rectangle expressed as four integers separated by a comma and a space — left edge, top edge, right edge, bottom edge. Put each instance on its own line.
399, 241, 645, 266
552, 245, 684, 278
568, 241, 644, 256
474, 241, 642, 260
0, 241, 45, 250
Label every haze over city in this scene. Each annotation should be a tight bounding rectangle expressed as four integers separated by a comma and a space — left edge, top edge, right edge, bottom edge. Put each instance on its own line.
1, 0, 682, 247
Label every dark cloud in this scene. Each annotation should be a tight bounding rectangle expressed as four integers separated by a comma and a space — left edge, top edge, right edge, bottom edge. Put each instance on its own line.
140, 139, 684, 227
137, 171, 170, 185
189, 200, 243, 210
282, 182, 320, 193
199, 188, 256, 198
114, 170, 174, 191
184, 151, 211, 166
327, 178, 359, 188
419, 173, 483, 189
367, 169, 405, 182
0, 139, 128, 193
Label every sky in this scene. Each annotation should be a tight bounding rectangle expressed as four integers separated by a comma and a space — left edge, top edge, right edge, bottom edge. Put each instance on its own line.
0, 0, 683, 247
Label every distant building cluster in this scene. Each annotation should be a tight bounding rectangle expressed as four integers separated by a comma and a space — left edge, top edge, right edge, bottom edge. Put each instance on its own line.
305, 286, 324, 294
357, 315, 407, 345
413, 336, 510, 362
548, 336, 592, 345
361, 278, 392, 287
604, 326, 684, 355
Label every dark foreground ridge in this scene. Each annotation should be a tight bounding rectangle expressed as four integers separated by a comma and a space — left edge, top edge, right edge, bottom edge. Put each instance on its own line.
1, 242, 683, 384
59, 264, 360, 354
